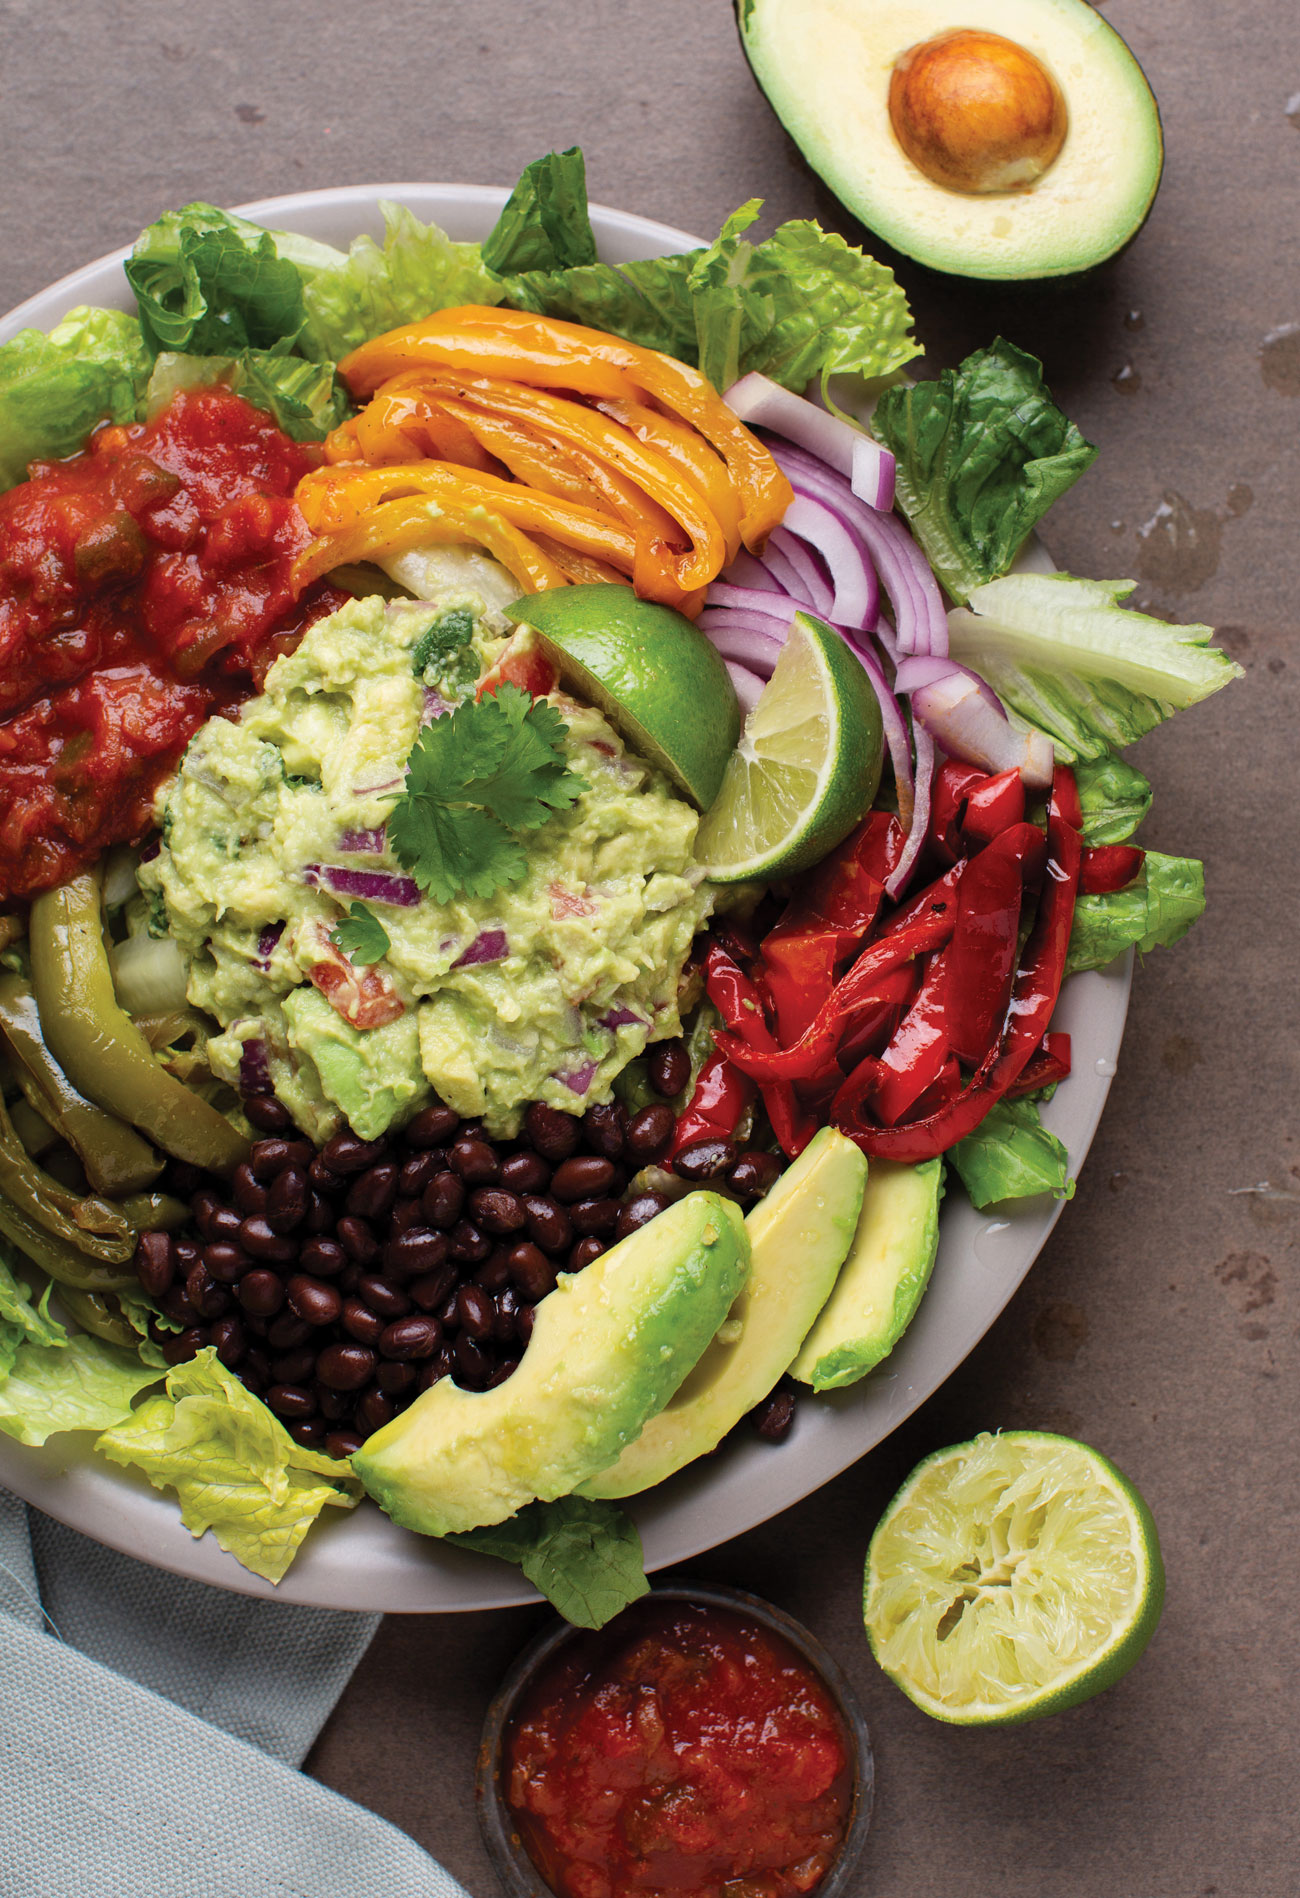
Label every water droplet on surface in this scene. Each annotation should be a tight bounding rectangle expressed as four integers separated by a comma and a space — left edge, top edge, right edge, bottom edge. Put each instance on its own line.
973, 1220, 1013, 1266
1261, 323, 1300, 395
1287, 91, 1300, 127
1226, 482, 1254, 517
1095, 1056, 1118, 1078
1135, 490, 1222, 591
1123, 308, 1145, 331
1111, 364, 1142, 395
1109, 519, 1125, 534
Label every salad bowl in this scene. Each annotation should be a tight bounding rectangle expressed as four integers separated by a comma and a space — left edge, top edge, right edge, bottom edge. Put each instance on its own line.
0, 184, 1131, 1611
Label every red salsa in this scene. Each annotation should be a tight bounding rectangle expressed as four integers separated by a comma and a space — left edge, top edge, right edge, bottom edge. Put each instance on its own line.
0, 385, 340, 900
505, 1598, 854, 1898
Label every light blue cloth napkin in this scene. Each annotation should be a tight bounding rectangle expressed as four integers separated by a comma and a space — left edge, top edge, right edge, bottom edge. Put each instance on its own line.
0, 1489, 473, 1897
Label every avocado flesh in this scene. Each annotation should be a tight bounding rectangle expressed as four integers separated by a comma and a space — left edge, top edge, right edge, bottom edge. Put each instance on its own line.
352, 1191, 750, 1537
738, 0, 1164, 280
789, 1156, 942, 1390
580, 1128, 867, 1500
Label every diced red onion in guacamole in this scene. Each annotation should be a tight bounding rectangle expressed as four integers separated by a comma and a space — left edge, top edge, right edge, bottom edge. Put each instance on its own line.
601, 1005, 643, 1030
338, 826, 387, 855
452, 928, 509, 968
556, 1060, 599, 1096
254, 922, 284, 971
238, 1038, 272, 1095
304, 864, 420, 907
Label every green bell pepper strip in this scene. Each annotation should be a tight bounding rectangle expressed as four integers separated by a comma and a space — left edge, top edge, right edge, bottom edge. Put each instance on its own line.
29, 869, 249, 1177
116, 1192, 190, 1231
0, 1190, 138, 1293
57, 1286, 144, 1351
0, 972, 163, 1195
0, 1089, 135, 1264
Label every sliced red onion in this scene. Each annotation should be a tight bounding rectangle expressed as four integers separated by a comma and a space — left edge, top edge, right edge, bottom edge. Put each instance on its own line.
601, 1004, 644, 1030
238, 1038, 272, 1096
352, 774, 403, 798
423, 688, 452, 722
724, 661, 766, 713
886, 724, 936, 899
725, 372, 896, 512
723, 548, 784, 592
697, 615, 787, 676
304, 864, 421, 907
338, 826, 387, 855
140, 838, 161, 864
765, 524, 836, 619
704, 583, 799, 624
782, 496, 878, 629
851, 434, 896, 513
839, 629, 915, 832
903, 664, 1055, 789
452, 928, 509, 968
254, 921, 284, 971
756, 538, 816, 601
555, 1059, 598, 1096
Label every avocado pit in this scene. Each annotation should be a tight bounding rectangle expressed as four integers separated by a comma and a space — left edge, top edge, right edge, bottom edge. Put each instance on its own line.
888, 27, 1069, 195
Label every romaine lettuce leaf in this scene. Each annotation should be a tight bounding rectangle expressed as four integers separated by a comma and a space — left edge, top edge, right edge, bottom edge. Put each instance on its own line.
1074, 752, 1153, 845
96, 1347, 361, 1585
144, 347, 348, 441
298, 202, 503, 363
0, 306, 149, 490
0, 1332, 160, 1445
126, 203, 318, 356
447, 1494, 649, 1628
482, 147, 597, 275
947, 572, 1245, 760
949, 1097, 1074, 1210
872, 340, 1096, 602
1066, 852, 1206, 976
0, 1246, 67, 1380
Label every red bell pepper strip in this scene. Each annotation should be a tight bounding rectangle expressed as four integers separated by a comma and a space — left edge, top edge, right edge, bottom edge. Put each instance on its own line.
833, 963, 919, 1073
943, 821, 1046, 1066
1079, 844, 1145, 894
868, 946, 952, 1126
962, 769, 1025, 845
834, 766, 1083, 1162
907, 1055, 964, 1121
926, 759, 988, 862
666, 1049, 754, 1159
1006, 1031, 1072, 1099
704, 944, 816, 1156
761, 812, 900, 1042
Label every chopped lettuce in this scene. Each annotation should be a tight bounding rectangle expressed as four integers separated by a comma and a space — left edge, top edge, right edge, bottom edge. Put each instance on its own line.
482, 147, 597, 275
949, 1097, 1074, 1210
0, 1332, 160, 1445
126, 203, 320, 356
0, 305, 150, 490
0, 1247, 67, 1380
96, 1348, 361, 1585
1066, 852, 1206, 976
872, 340, 1097, 603
1074, 752, 1153, 846
500, 200, 919, 398
447, 1494, 649, 1628
947, 573, 1245, 761
144, 347, 348, 442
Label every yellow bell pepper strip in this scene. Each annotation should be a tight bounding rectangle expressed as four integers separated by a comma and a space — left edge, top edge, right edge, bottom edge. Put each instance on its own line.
293, 493, 576, 597
0, 1191, 137, 1293
530, 537, 628, 587
337, 307, 792, 549
337, 382, 506, 476
0, 972, 163, 1195
594, 394, 745, 564
29, 869, 250, 1177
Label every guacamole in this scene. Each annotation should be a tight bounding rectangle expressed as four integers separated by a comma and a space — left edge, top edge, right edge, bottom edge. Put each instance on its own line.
142, 592, 715, 1140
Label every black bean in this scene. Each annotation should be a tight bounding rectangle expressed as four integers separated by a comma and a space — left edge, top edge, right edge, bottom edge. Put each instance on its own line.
474, 1249, 512, 1293
390, 1195, 424, 1236
244, 1093, 291, 1134
192, 1189, 224, 1239
469, 1186, 526, 1235
568, 1237, 606, 1272
647, 1039, 690, 1098
271, 1348, 318, 1386
346, 1162, 399, 1223
304, 1192, 334, 1236
160, 1285, 197, 1327
308, 1153, 345, 1195
582, 1102, 626, 1158
750, 1383, 797, 1443
408, 1264, 456, 1314
405, 1102, 460, 1148
505, 1241, 556, 1302
317, 1385, 352, 1422
173, 1237, 202, 1272
551, 1155, 619, 1202
267, 1383, 316, 1420
267, 1312, 313, 1352
289, 1418, 327, 1450
422, 1171, 465, 1229
250, 1138, 296, 1182
500, 1150, 551, 1194
524, 1101, 580, 1163
243, 1347, 273, 1388
337, 1262, 361, 1294
515, 1303, 536, 1346
448, 1219, 490, 1265
379, 1315, 442, 1361
521, 1195, 572, 1255
377, 1360, 418, 1396
163, 1327, 204, 1366
325, 1428, 366, 1460
167, 1160, 206, 1198
383, 1227, 449, 1280
398, 1150, 442, 1197
287, 1275, 343, 1327
356, 1274, 411, 1320
341, 1298, 386, 1345
231, 1163, 268, 1217
436, 1294, 460, 1328
135, 1230, 174, 1298
448, 1136, 500, 1186
337, 1216, 381, 1266
727, 1150, 784, 1201
209, 1315, 246, 1368
455, 1283, 495, 1341
673, 1136, 736, 1182
487, 1358, 520, 1389
453, 1333, 493, 1387
316, 1342, 377, 1391
185, 1264, 229, 1322
569, 1196, 621, 1237
494, 1287, 521, 1344
322, 1129, 386, 1175
239, 1215, 296, 1265
626, 1102, 675, 1161
266, 1165, 309, 1234
237, 1270, 285, 1318
615, 1191, 671, 1240
355, 1387, 394, 1434
206, 1205, 244, 1244
423, 1344, 456, 1388
299, 1236, 346, 1279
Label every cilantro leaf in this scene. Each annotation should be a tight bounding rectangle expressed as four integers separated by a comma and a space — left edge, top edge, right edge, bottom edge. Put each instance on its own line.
330, 902, 392, 966
388, 685, 583, 902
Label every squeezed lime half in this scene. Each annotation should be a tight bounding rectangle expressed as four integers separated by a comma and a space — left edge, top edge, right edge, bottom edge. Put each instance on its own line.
864, 1430, 1165, 1724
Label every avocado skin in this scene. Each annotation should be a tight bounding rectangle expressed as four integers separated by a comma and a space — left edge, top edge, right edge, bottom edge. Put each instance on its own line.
734, 0, 1164, 283
352, 1191, 750, 1538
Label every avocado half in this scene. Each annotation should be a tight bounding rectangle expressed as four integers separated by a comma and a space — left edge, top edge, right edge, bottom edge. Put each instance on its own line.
737, 0, 1164, 280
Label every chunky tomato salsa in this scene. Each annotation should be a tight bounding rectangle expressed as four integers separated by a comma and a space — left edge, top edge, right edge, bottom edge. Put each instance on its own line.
505, 1598, 854, 1898
0, 385, 338, 900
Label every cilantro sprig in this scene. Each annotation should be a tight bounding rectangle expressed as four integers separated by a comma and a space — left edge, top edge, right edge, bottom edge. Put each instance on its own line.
330, 902, 391, 966
388, 684, 584, 903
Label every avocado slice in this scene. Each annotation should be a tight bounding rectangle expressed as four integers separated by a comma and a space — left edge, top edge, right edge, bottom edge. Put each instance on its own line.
737, 0, 1163, 280
789, 1157, 943, 1390
580, 1128, 867, 1500
352, 1191, 750, 1537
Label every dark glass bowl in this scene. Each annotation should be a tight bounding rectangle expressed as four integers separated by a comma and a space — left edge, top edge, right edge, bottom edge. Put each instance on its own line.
476, 1576, 874, 1897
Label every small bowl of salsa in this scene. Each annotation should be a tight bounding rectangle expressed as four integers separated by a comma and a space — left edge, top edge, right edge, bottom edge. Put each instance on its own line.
477, 1579, 874, 1898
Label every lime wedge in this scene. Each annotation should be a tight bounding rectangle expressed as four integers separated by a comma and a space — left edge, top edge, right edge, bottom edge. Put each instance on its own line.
503, 584, 741, 809
864, 1431, 1165, 1725
693, 612, 883, 882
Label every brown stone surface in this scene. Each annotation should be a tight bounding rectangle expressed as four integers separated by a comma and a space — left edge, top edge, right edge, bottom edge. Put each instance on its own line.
3, 1, 1297, 1891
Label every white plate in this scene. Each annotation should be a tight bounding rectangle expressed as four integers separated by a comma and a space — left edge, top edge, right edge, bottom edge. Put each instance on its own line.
0, 186, 1131, 1610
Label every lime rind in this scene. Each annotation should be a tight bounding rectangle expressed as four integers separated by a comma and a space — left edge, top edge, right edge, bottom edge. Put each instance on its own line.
864, 1430, 1165, 1725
